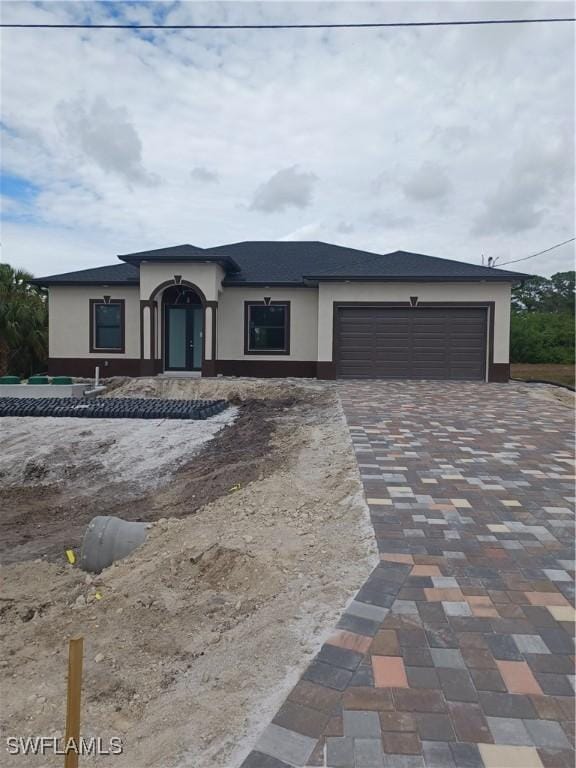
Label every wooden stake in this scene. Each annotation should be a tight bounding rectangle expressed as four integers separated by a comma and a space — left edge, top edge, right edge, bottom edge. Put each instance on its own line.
64, 637, 83, 768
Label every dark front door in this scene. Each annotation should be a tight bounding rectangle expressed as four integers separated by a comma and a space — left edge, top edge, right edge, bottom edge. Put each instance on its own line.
336, 307, 487, 381
164, 305, 203, 371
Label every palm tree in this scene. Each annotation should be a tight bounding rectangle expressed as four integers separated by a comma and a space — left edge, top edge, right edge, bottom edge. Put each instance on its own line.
0, 264, 48, 377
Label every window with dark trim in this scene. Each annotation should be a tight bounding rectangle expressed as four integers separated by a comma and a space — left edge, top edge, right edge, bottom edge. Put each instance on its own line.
90, 299, 125, 353
244, 301, 290, 354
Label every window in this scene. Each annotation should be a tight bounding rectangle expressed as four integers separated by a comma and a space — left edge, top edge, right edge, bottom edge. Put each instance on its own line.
90, 300, 125, 352
245, 302, 290, 354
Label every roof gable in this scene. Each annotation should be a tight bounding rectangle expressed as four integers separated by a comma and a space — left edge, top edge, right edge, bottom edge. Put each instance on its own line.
117, 243, 240, 271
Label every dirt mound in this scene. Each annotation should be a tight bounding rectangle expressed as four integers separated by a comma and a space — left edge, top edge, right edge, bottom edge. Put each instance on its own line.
111, 397, 290, 522
1, 560, 86, 625
103, 375, 333, 404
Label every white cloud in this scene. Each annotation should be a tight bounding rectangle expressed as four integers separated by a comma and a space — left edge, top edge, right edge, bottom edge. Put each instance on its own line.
56, 96, 158, 186
430, 125, 472, 153
472, 135, 574, 235
250, 166, 317, 213
190, 166, 219, 183
0, 1, 574, 277
368, 210, 414, 229
402, 162, 452, 203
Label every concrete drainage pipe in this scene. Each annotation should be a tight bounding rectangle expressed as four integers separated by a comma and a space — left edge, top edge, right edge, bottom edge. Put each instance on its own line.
80, 516, 149, 573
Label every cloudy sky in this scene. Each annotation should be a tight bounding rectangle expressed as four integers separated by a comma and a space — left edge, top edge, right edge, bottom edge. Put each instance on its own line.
1, 1, 574, 278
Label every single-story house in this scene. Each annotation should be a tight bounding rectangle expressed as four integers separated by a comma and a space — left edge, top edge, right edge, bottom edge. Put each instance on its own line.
31, 241, 528, 381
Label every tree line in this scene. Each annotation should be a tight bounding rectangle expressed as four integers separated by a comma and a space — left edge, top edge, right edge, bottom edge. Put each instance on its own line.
0, 264, 48, 378
511, 271, 575, 365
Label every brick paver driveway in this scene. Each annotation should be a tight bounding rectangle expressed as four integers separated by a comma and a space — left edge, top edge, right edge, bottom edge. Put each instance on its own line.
242, 382, 575, 768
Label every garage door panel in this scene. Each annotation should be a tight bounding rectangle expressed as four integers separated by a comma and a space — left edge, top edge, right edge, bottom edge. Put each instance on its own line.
450, 338, 484, 346
373, 338, 411, 347
339, 351, 377, 359
373, 328, 412, 336
336, 307, 487, 380
412, 332, 449, 341
373, 338, 411, 346
412, 369, 450, 378
413, 349, 448, 358
373, 355, 411, 364
412, 327, 446, 336
451, 349, 485, 358
340, 338, 380, 347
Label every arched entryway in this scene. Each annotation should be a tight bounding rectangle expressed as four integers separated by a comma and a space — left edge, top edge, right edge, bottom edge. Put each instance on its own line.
141, 278, 217, 377
161, 284, 204, 372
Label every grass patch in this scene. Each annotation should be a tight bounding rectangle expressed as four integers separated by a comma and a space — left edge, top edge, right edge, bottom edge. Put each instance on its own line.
511, 364, 575, 388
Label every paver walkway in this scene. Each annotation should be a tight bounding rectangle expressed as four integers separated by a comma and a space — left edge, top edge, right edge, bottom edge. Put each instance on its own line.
241, 382, 575, 768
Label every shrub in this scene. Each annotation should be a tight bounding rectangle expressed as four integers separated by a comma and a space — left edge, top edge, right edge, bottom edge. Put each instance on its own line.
510, 312, 575, 365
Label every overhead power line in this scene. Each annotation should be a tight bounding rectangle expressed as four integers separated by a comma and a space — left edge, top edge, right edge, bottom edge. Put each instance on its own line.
0, 17, 574, 30
496, 237, 576, 267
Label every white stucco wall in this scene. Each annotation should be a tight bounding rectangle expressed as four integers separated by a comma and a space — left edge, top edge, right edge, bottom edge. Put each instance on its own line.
48, 286, 140, 358
317, 282, 511, 363
138, 262, 224, 302
47, 278, 512, 370
217, 287, 318, 361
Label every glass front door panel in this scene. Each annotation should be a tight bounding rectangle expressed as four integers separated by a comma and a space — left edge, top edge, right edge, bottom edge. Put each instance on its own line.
165, 305, 204, 371
167, 307, 187, 369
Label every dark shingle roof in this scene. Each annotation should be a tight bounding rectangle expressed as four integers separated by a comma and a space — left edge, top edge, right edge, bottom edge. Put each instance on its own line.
31, 241, 529, 286
118, 244, 240, 271
214, 241, 372, 284
212, 242, 529, 284
30, 263, 139, 286
301, 248, 527, 281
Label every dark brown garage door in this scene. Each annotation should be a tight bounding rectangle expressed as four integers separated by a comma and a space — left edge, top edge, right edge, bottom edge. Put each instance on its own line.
336, 307, 487, 380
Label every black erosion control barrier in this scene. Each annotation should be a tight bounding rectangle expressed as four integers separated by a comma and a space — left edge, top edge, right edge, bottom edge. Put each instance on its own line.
0, 396, 228, 420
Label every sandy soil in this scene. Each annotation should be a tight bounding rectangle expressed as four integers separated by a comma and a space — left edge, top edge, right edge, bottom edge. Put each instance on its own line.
518, 380, 576, 409
0, 409, 236, 563
0, 378, 376, 768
